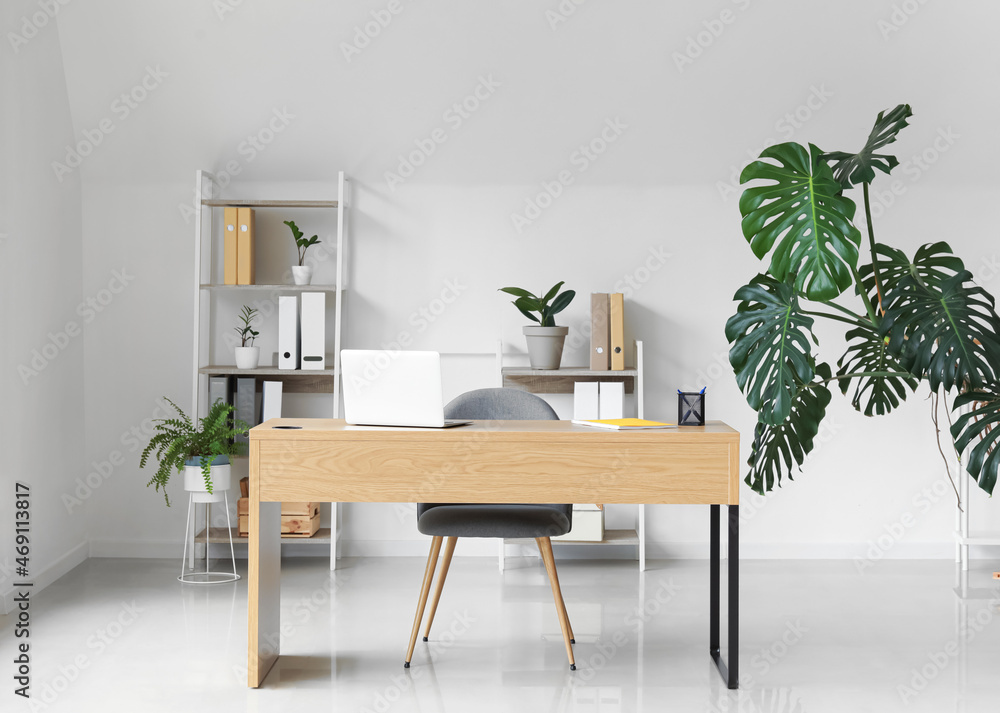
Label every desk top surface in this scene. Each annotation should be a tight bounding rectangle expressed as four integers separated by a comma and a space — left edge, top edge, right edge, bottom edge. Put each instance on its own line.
250, 418, 739, 443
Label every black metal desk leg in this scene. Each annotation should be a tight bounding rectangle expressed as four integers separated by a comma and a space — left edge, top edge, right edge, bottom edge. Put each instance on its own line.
710, 504, 739, 689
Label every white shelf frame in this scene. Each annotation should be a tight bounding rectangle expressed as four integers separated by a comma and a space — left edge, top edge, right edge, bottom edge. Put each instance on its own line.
495, 339, 646, 571
191, 170, 348, 569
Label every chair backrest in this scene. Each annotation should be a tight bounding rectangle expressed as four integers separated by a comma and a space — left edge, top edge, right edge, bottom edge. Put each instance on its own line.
444, 388, 558, 421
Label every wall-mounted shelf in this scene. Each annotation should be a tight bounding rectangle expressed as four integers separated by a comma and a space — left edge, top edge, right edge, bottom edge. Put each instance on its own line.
502, 366, 638, 394
497, 340, 647, 571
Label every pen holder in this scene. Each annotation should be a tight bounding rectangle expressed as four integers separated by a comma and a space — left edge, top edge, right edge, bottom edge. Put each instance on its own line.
677, 391, 706, 426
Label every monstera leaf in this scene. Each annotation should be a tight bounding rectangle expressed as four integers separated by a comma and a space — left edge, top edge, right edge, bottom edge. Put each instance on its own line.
740, 143, 863, 300
726, 275, 818, 426
951, 388, 1000, 495
746, 364, 833, 494
836, 321, 918, 416
880, 270, 1000, 391
825, 104, 913, 189
859, 242, 965, 305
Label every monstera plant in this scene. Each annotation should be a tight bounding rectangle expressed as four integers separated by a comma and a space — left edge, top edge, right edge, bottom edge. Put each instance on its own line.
727, 104, 1000, 496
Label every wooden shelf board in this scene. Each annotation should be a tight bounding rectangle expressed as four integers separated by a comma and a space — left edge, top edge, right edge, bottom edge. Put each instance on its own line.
200, 284, 339, 292
199, 367, 337, 393
505, 528, 639, 547
195, 526, 333, 544
200, 366, 336, 376
201, 199, 337, 208
502, 366, 636, 395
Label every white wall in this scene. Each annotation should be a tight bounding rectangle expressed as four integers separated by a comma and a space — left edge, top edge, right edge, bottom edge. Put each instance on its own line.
1, 0, 88, 613
19, 0, 1000, 563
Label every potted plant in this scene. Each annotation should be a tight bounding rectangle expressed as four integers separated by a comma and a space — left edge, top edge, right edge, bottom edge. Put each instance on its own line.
726, 103, 1000, 500
139, 398, 249, 506
284, 220, 321, 285
234, 305, 260, 369
500, 281, 576, 369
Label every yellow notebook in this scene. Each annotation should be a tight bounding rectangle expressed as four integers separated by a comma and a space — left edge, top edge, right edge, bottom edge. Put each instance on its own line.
571, 418, 676, 430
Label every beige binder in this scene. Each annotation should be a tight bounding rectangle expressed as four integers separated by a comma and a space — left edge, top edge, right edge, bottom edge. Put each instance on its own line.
590, 293, 610, 371
224, 206, 238, 285
237, 207, 255, 285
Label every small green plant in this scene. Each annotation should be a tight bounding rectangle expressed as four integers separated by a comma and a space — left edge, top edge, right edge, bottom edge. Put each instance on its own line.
234, 305, 259, 347
283, 220, 320, 267
499, 281, 576, 327
139, 398, 249, 506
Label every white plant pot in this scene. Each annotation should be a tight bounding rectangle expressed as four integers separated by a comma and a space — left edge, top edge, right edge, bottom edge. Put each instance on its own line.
235, 346, 260, 369
183, 457, 232, 504
523, 325, 569, 370
292, 265, 313, 285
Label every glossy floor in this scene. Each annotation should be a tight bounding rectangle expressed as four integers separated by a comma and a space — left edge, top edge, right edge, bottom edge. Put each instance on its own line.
1, 556, 998, 712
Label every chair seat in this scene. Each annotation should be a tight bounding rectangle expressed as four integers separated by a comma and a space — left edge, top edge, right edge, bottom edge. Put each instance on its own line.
417, 503, 572, 538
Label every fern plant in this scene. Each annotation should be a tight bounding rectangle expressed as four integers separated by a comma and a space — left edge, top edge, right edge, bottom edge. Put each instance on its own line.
139, 397, 249, 506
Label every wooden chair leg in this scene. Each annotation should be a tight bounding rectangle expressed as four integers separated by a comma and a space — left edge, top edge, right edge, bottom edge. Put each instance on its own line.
405, 536, 443, 667
423, 536, 457, 641
536, 537, 576, 670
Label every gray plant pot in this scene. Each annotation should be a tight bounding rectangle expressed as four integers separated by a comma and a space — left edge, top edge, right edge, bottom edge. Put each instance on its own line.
523, 325, 569, 370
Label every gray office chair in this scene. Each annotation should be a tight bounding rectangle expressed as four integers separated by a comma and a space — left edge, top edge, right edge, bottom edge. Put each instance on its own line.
404, 388, 577, 670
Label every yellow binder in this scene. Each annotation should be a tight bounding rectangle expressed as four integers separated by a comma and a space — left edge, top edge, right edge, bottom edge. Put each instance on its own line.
237, 207, 255, 285
223, 206, 238, 285
610, 292, 625, 370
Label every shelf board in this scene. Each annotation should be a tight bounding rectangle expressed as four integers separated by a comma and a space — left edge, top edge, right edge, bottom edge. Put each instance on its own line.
502, 366, 636, 395
195, 526, 333, 544
199, 367, 337, 393
201, 199, 337, 208
200, 366, 336, 376
200, 284, 339, 292
956, 533, 1000, 546
506, 528, 639, 547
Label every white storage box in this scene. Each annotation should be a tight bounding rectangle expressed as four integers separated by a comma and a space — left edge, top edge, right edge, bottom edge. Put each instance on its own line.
553, 504, 605, 542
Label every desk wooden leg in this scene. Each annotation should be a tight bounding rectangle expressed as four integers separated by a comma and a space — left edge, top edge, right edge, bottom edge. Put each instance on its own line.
709, 504, 739, 690
248, 443, 281, 687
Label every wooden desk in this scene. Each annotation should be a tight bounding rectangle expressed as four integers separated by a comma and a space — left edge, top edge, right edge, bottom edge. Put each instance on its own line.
248, 419, 741, 689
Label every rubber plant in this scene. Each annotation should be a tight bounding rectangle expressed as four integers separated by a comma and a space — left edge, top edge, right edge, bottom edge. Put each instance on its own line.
726, 104, 1000, 497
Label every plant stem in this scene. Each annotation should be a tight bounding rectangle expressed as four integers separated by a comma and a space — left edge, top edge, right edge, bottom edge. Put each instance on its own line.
822, 300, 866, 321
863, 183, 886, 315
929, 388, 963, 511
800, 310, 865, 327
851, 263, 879, 327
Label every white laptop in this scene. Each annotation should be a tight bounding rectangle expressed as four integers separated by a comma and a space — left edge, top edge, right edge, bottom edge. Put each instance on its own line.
340, 350, 471, 428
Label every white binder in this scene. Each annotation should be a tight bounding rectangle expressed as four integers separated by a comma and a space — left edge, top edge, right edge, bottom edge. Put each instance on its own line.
300, 292, 326, 370
278, 295, 300, 370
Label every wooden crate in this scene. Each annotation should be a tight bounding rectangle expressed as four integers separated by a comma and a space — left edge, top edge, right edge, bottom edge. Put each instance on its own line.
237, 499, 320, 538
